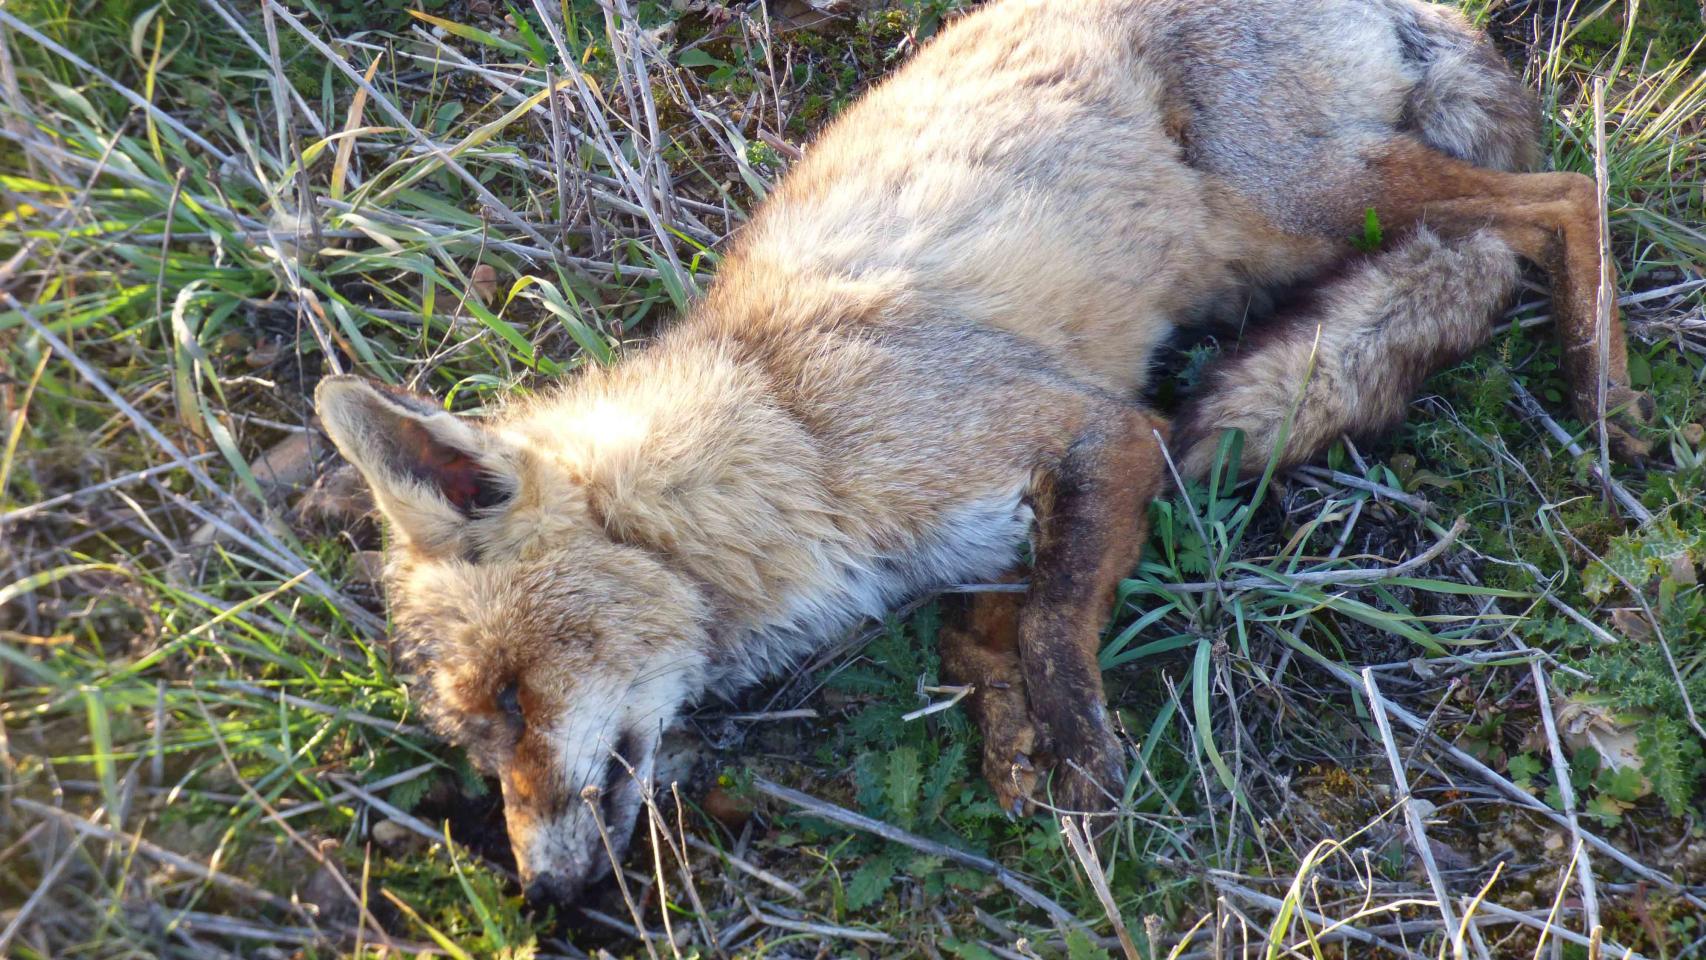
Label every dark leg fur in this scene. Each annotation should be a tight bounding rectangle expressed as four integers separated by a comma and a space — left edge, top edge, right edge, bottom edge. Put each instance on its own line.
1015, 407, 1168, 812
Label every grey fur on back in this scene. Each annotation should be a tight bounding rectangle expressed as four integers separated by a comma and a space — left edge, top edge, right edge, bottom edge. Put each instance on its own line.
1134, 0, 1538, 233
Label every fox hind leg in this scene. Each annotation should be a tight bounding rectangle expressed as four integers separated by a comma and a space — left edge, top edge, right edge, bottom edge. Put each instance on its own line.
1378, 159, 1654, 461
1366, 141, 1653, 461
1174, 226, 1520, 479
1178, 138, 1655, 479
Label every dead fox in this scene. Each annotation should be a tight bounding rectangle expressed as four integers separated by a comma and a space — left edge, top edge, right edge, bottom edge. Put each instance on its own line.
316, 0, 1651, 905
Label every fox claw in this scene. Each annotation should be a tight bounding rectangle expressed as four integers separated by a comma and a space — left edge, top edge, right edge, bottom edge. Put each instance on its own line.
1048, 732, 1127, 813
982, 727, 1040, 817
1606, 386, 1655, 465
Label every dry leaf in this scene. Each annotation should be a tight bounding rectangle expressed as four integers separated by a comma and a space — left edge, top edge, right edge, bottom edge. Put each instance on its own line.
1609, 607, 1656, 641
1553, 695, 1652, 797
293, 462, 375, 526
250, 432, 325, 495
1668, 553, 1697, 586
350, 551, 386, 585
471, 263, 499, 305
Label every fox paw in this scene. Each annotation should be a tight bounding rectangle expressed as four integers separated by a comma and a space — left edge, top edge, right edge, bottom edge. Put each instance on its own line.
980, 706, 1128, 815
1606, 385, 1655, 464
980, 716, 1040, 818
1043, 725, 1127, 813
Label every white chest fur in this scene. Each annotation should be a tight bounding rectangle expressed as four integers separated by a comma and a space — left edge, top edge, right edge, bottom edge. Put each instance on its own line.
708, 489, 1033, 695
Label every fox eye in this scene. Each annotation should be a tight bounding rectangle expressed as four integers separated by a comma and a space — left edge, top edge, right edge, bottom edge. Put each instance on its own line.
496, 681, 524, 727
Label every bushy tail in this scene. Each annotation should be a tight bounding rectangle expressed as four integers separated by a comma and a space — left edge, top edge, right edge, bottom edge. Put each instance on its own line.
1396, 2, 1540, 172
1172, 226, 1520, 480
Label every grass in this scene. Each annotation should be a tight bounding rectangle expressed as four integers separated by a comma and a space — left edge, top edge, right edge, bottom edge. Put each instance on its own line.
2, 0, 1704, 957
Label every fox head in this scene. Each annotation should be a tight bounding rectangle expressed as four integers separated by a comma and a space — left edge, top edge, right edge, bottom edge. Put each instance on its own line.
314, 375, 710, 906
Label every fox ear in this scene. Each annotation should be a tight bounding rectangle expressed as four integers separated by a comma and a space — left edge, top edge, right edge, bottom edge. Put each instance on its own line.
314, 376, 515, 551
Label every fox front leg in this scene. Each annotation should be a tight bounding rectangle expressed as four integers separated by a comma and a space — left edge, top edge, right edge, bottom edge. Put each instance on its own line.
939, 579, 1041, 815
1015, 407, 1169, 813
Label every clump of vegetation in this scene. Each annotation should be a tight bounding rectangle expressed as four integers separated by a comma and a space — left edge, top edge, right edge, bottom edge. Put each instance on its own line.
2, 0, 1704, 957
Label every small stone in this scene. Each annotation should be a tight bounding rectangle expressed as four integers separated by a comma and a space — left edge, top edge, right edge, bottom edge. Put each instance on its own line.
371, 819, 421, 852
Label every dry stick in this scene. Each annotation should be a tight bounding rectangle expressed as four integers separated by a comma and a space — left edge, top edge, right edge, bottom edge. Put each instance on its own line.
1591, 78, 1615, 511
608, 0, 677, 226
1294, 465, 1435, 514
166, 910, 323, 945
584, 788, 663, 960
1479, 899, 1646, 960
0, 822, 48, 868
751, 777, 1087, 932
599, 751, 713, 957
7, 294, 384, 635
1505, 375, 1652, 524
13, 798, 303, 916
669, 787, 726, 959
1203, 874, 1428, 960
0, 834, 86, 954
423, 35, 715, 245
711, 708, 819, 723
1529, 659, 1601, 936
683, 835, 803, 900
315, 196, 664, 279
1306, 658, 1706, 913
275, 763, 436, 823
152, 680, 167, 788
0, 454, 219, 524
149, 484, 310, 580
326, 776, 442, 847
213, 681, 425, 737
902, 683, 974, 721
1167, 515, 1468, 594
527, 0, 687, 284
744, 906, 896, 944
948, 515, 1471, 597
260, 0, 553, 256
580, 906, 653, 941
1060, 817, 1140, 960
641, 798, 684, 960
1496, 278, 1706, 334
1362, 669, 1473, 960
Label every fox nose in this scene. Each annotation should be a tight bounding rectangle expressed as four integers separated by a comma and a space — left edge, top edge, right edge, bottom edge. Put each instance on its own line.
524, 872, 583, 910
